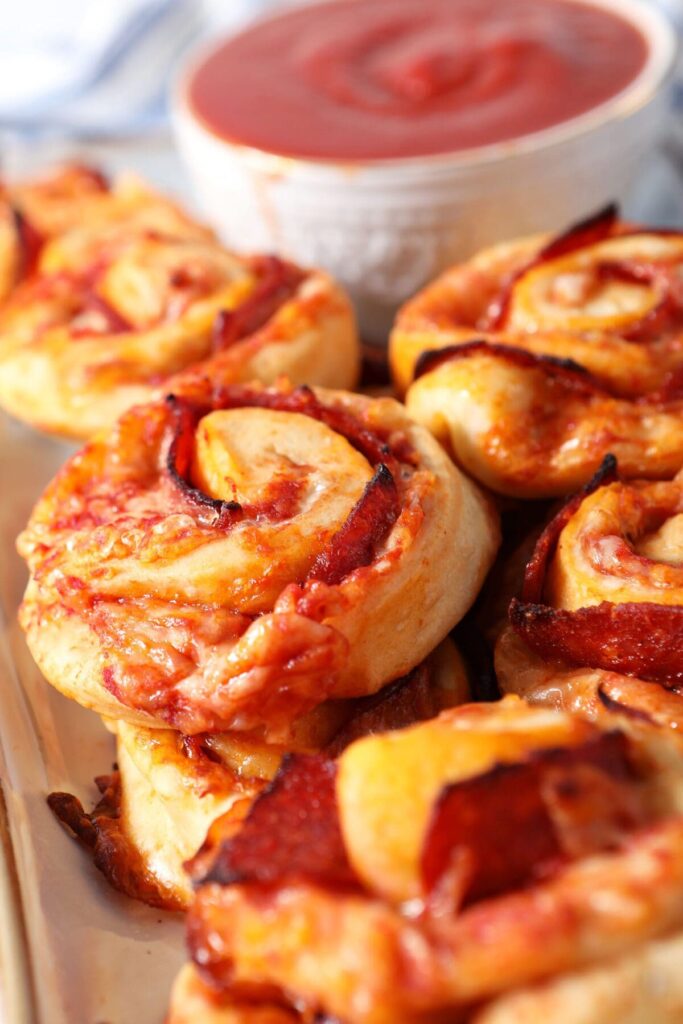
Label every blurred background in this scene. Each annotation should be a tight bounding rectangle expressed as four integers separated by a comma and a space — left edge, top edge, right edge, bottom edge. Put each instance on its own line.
0, 0, 681, 222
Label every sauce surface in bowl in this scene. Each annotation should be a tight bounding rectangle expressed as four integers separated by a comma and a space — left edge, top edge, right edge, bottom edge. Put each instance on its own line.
187, 0, 649, 161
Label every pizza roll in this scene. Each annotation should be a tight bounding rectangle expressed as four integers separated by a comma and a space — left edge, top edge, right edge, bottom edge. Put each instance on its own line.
169, 937, 683, 1024
508, 457, 682, 683
19, 381, 498, 737
168, 964, 297, 1024
497, 458, 683, 746
0, 163, 110, 304
172, 697, 683, 1024
0, 164, 214, 297
391, 205, 683, 398
36, 171, 214, 271
405, 341, 683, 498
49, 640, 469, 909
0, 217, 359, 437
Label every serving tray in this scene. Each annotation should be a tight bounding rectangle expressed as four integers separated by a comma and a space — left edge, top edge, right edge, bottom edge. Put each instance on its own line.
0, 412, 185, 1024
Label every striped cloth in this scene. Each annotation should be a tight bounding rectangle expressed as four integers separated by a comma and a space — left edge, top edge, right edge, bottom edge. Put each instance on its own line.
0, 0, 279, 137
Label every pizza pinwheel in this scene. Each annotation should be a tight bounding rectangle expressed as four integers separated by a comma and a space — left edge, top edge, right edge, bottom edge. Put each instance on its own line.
0, 168, 359, 437
391, 206, 683, 399
168, 698, 683, 1024
497, 459, 683, 747
19, 380, 498, 737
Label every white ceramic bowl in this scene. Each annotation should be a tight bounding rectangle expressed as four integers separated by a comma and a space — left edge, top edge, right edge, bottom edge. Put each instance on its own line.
173, 0, 677, 342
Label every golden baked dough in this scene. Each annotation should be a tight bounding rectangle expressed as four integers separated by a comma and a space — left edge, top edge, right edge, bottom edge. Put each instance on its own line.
168, 936, 683, 1024
473, 930, 683, 1024
0, 165, 215, 304
168, 964, 297, 1024
391, 206, 683, 398
166, 933, 683, 1024
36, 171, 214, 270
497, 461, 683, 769
405, 341, 683, 498
0, 164, 111, 304
505, 460, 682, 682
19, 380, 498, 737
496, 629, 683, 816
0, 196, 359, 437
51, 640, 469, 910
176, 697, 683, 1024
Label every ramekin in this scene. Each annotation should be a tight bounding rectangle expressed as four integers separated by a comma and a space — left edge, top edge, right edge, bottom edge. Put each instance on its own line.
173, 0, 677, 341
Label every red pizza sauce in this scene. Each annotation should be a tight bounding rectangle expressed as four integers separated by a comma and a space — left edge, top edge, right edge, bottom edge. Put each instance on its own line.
187, 0, 648, 161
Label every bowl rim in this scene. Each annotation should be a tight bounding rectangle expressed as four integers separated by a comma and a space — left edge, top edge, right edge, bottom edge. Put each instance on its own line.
173, 0, 678, 175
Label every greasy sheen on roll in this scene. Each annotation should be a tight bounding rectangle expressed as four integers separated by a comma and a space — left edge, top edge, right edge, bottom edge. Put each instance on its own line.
406, 341, 683, 499
19, 380, 498, 737
48, 640, 470, 910
390, 204, 683, 398
496, 458, 683, 739
0, 172, 359, 439
171, 697, 683, 1024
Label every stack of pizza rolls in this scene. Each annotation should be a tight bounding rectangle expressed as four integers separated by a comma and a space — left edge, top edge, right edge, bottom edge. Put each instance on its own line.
9, 171, 683, 1022
168, 696, 683, 1024
394, 206, 683, 498
50, 644, 471, 909
391, 206, 682, 732
0, 165, 360, 438
19, 374, 498, 906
